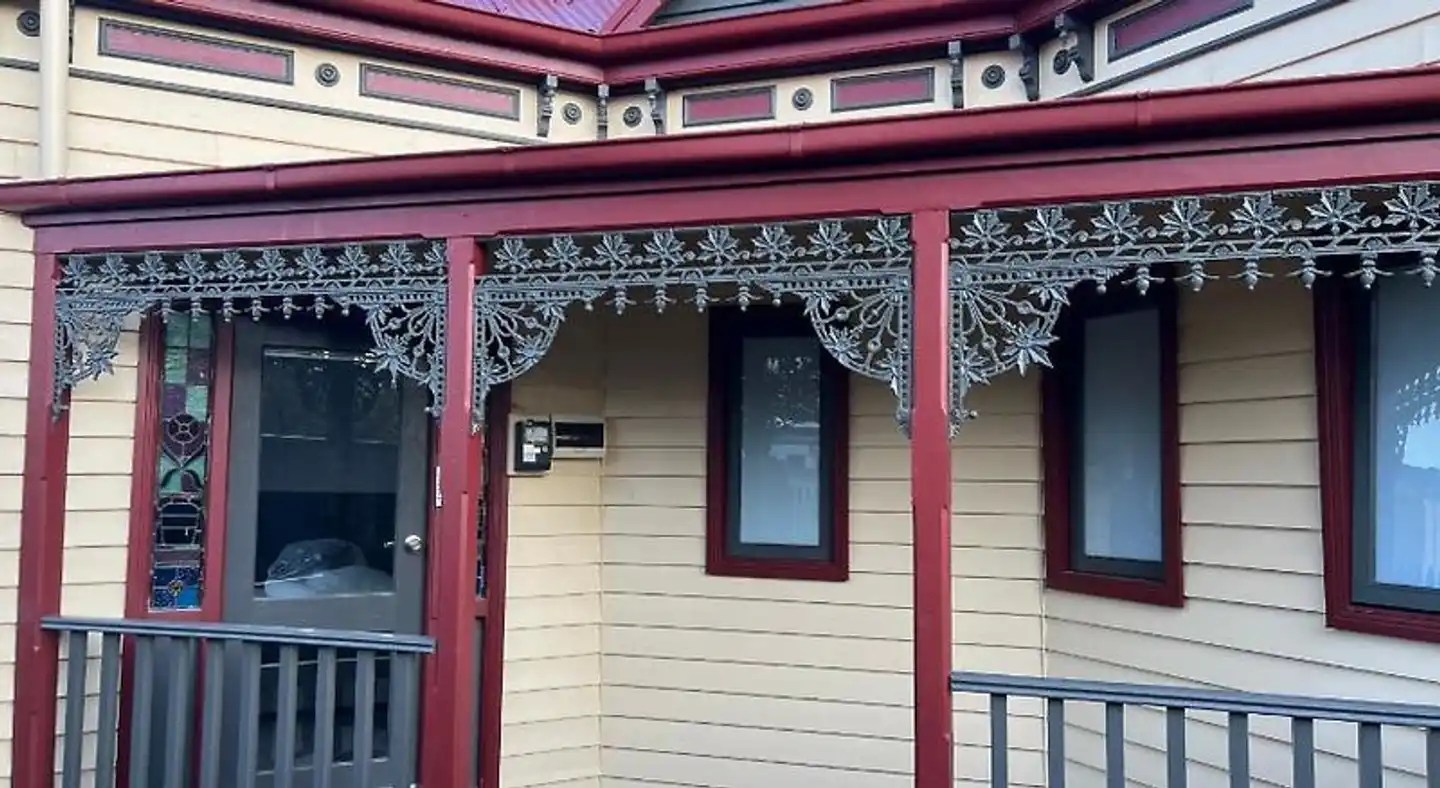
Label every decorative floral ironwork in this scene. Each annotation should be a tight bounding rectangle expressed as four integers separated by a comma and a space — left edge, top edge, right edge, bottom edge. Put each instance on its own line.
54, 240, 448, 414
478, 216, 914, 430
948, 181, 1440, 431
150, 315, 213, 611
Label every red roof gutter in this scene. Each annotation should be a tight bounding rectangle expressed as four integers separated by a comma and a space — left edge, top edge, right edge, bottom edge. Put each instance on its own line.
3, 65, 1438, 217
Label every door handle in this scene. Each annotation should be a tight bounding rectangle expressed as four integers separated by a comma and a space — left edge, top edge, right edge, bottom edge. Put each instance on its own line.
385, 535, 425, 554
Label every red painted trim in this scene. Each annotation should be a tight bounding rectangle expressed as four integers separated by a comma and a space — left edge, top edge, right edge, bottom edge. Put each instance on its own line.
278, 0, 604, 59
1110, 0, 1251, 60
202, 323, 235, 620
1041, 283, 1184, 607
127, 0, 601, 82
477, 383, 512, 788
420, 237, 484, 787
124, 0, 1102, 87
1313, 279, 1440, 643
602, 13, 1012, 84
600, 0, 666, 34
909, 210, 953, 788
98, 18, 295, 83
123, 318, 165, 620
704, 307, 850, 582
12, 253, 70, 788
7, 65, 1440, 219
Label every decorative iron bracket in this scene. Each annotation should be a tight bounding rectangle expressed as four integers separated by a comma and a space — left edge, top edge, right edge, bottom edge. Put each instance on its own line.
474, 216, 915, 432
54, 240, 448, 416
948, 181, 1440, 432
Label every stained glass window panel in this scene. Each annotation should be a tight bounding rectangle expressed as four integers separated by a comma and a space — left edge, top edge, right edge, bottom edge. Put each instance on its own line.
149, 315, 215, 611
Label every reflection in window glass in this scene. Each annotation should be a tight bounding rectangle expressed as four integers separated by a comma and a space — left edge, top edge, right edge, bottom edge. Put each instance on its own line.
736, 336, 823, 548
1079, 308, 1163, 563
1372, 277, 1440, 591
253, 348, 401, 598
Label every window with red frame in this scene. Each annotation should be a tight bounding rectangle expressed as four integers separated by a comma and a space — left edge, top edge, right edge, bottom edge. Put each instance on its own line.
1041, 281, 1183, 606
1316, 272, 1440, 642
705, 306, 849, 581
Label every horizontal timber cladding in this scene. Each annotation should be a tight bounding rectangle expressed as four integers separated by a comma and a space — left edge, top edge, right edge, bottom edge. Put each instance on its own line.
97, 18, 294, 84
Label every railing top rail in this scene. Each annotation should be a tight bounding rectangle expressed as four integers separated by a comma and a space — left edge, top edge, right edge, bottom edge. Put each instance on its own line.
952, 671, 1440, 729
41, 615, 436, 653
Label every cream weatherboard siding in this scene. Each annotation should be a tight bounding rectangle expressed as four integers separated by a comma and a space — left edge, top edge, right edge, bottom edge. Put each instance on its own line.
1044, 277, 1440, 787
0, 1, 547, 781
496, 310, 1047, 788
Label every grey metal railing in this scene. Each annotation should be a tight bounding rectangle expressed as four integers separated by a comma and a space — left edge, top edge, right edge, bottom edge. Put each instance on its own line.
44, 616, 434, 788
953, 671, 1440, 788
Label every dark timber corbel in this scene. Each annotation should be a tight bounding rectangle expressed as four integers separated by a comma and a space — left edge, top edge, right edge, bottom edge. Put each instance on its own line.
947, 40, 964, 108
537, 74, 558, 138
1053, 13, 1095, 83
645, 77, 666, 135
597, 83, 610, 140
1008, 33, 1040, 102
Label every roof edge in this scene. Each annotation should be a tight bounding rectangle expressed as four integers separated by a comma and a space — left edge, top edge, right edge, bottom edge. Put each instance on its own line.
7, 65, 1439, 220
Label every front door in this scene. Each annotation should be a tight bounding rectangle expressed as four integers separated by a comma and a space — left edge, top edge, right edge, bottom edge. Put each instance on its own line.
223, 317, 430, 787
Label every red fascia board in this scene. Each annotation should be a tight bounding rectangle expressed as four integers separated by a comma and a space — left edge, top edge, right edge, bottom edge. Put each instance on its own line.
600, 0, 1013, 62
4, 65, 1439, 217
284, 0, 604, 58
607, 13, 1014, 85
134, 0, 601, 81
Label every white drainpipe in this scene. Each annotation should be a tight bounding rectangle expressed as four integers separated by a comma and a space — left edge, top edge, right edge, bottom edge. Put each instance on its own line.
38, 0, 68, 178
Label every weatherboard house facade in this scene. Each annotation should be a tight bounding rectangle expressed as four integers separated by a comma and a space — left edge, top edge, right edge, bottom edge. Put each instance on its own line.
3, 0, 1440, 787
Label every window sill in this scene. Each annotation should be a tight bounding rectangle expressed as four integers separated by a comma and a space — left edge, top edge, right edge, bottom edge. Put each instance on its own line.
1327, 603, 1440, 645
1045, 569, 1184, 607
705, 554, 848, 582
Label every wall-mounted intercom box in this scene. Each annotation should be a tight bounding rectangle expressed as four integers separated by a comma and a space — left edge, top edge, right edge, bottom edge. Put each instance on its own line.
508, 415, 606, 475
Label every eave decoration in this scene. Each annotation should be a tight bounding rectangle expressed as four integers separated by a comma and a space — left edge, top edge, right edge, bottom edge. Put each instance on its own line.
54, 239, 448, 415
947, 180, 1440, 433
476, 215, 915, 432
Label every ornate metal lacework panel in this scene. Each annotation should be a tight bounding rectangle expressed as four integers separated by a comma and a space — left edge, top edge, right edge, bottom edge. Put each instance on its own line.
55, 240, 448, 414
477, 216, 915, 430
149, 315, 213, 611
948, 181, 1440, 432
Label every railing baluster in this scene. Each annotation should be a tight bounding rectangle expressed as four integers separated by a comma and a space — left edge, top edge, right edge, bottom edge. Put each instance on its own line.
234, 641, 263, 782
314, 647, 338, 788
1357, 722, 1383, 788
1227, 712, 1249, 788
274, 645, 301, 788
1291, 717, 1316, 788
1105, 702, 1125, 788
390, 652, 421, 785
128, 636, 156, 787
198, 640, 226, 788
1427, 727, 1440, 788
1165, 706, 1187, 788
1046, 698, 1066, 788
354, 650, 377, 787
162, 638, 195, 788
94, 633, 122, 788
989, 693, 1008, 788
60, 630, 90, 788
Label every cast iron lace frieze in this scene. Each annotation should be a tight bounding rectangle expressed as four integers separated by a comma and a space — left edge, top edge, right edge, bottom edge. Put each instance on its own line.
947, 181, 1440, 432
54, 240, 448, 414
477, 216, 914, 430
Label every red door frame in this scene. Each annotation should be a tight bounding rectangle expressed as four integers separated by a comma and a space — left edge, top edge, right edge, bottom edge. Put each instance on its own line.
12, 68, 1440, 788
